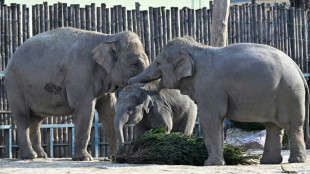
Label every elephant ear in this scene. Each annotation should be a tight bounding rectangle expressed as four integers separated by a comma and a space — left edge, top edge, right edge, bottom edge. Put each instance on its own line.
92, 41, 117, 73
143, 95, 154, 114
174, 52, 194, 80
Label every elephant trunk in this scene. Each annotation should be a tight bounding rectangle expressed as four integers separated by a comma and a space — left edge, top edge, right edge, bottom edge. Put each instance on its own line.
128, 61, 161, 84
114, 114, 129, 154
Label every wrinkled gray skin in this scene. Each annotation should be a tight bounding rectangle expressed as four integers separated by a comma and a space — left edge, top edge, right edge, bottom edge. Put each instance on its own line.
5, 27, 149, 161
114, 81, 197, 154
129, 37, 310, 165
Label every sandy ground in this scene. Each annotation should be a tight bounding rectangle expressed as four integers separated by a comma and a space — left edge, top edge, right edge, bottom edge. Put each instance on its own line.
1, 150, 310, 174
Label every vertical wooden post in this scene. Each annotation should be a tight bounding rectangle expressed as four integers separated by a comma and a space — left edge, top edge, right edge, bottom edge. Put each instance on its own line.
157, 8, 162, 51
175, 7, 179, 38
143, 10, 150, 61
171, 7, 175, 39
39, 4, 44, 33
127, 10, 132, 32
91, 3, 95, 31
288, 7, 296, 62
80, 7, 85, 30
195, 9, 200, 42
44, 2, 48, 31
16, 4, 21, 46
85, 5, 90, 30
257, 4, 262, 44
49, 5, 54, 30
149, 7, 155, 61
22, 5, 27, 42
154, 8, 159, 56
53, 4, 58, 29
101, 4, 106, 33
111, 7, 115, 34
139, 11, 144, 47
11, 3, 17, 53
161, 7, 166, 46
180, 8, 184, 37
97, 7, 101, 32
239, 6, 244, 43
58, 2, 62, 27
106, 8, 110, 34
135, 2, 141, 37
122, 7, 126, 31
75, 4, 80, 29
63, 3, 68, 27
203, 7, 207, 44
118, 5, 122, 32
301, 10, 308, 73
166, 9, 170, 41
262, 3, 266, 44
32, 5, 36, 35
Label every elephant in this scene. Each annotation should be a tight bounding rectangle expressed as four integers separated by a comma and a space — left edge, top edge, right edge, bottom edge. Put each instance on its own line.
5, 27, 149, 160
128, 37, 310, 165
114, 81, 197, 153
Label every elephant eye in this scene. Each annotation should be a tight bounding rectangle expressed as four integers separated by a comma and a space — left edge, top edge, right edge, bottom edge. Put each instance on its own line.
132, 61, 140, 67
127, 106, 133, 113
156, 61, 160, 66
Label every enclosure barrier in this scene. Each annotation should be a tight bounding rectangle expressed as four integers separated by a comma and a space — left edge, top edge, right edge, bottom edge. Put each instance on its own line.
1, 0, 310, 158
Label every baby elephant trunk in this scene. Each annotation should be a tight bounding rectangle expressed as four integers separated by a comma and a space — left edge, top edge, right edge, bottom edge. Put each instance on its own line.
114, 113, 129, 154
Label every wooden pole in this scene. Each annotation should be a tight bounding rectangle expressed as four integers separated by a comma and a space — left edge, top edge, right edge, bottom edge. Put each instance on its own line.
127, 10, 132, 31
91, 3, 95, 31
149, 7, 155, 61
143, 10, 150, 61
101, 4, 106, 33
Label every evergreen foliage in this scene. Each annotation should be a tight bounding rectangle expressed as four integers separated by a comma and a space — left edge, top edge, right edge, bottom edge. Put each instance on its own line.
116, 126, 260, 165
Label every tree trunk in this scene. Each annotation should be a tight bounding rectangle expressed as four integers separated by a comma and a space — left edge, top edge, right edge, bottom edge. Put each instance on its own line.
210, 0, 230, 47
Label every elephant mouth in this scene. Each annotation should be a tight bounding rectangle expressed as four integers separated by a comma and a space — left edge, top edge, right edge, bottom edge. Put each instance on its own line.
107, 83, 118, 93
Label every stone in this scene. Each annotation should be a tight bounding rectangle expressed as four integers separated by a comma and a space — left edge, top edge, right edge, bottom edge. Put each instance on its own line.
224, 128, 266, 150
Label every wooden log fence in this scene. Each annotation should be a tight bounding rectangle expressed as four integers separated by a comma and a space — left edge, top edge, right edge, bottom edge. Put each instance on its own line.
0, 0, 310, 158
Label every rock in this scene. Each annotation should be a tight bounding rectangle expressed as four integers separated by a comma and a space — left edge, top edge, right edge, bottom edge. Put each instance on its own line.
224, 128, 266, 150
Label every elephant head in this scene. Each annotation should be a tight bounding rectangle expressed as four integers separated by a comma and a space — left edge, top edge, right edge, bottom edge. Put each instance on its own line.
128, 37, 195, 90
92, 31, 149, 91
114, 83, 154, 153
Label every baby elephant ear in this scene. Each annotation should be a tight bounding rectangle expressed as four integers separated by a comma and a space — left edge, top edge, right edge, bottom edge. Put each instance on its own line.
174, 52, 194, 80
143, 95, 154, 114
92, 41, 117, 73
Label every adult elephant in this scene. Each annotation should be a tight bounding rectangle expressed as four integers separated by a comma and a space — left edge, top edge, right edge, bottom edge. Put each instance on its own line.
5, 27, 149, 161
129, 37, 310, 165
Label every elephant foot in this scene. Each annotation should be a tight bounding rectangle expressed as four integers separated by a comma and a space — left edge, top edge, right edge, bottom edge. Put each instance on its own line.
20, 149, 37, 160
72, 151, 93, 161
36, 150, 48, 158
260, 155, 282, 164
33, 146, 48, 158
204, 157, 225, 166
288, 155, 306, 163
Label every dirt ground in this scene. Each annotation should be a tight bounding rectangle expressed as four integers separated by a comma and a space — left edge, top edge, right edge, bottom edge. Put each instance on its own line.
1, 150, 310, 174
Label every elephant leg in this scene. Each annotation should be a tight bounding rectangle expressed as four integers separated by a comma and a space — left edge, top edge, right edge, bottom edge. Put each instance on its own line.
72, 100, 96, 161
178, 111, 197, 135
287, 125, 307, 163
29, 114, 47, 158
11, 107, 37, 159
260, 123, 283, 164
198, 105, 225, 165
198, 92, 227, 166
96, 93, 118, 156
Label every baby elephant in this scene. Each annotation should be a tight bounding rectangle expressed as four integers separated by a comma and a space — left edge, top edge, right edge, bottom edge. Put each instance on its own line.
114, 82, 197, 153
